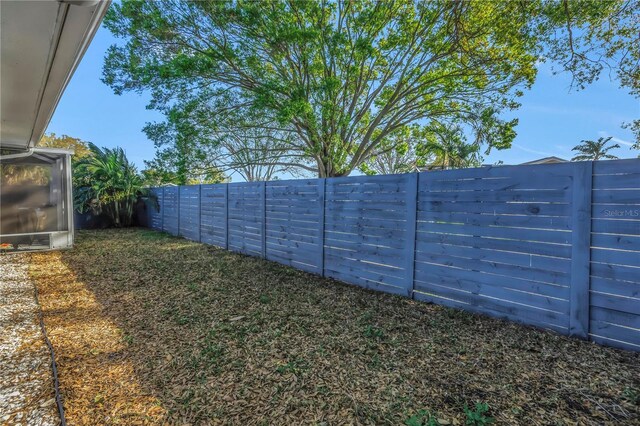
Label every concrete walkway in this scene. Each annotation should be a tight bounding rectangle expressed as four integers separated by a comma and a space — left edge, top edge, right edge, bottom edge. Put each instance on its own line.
0, 254, 58, 426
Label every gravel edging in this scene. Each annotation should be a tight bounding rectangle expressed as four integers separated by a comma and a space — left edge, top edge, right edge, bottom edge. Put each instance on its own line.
0, 254, 58, 426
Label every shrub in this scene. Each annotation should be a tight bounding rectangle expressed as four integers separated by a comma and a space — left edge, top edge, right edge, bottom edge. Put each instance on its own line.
74, 143, 148, 227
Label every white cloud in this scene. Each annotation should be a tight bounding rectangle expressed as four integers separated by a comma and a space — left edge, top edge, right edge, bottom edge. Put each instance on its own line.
597, 131, 634, 146
512, 144, 557, 157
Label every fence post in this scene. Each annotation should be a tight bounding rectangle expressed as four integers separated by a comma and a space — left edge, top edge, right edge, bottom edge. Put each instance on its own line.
161, 187, 166, 233
405, 173, 419, 299
569, 161, 593, 339
224, 184, 229, 250
176, 186, 181, 237
261, 181, 267, 258
318, 178, 326, 277
198, 185, 202, 242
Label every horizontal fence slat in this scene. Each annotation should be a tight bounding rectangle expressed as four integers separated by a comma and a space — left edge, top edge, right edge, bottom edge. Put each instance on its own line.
591, 292, 640, 315
324, 268, 408, 297
418, 200, 571, 217
421, 163, 574, 181
591, 306, 640, 329
419, 211, 572, 231
593, 319, 640, 346
414, 262, 570, 301
592, 158, 640, 175
416, 241, 571, 274
590, 262, 640, 283
417, 222, 572, 245
417, 251, 569, 286
421, 189, 570, 203
421, 174, 572, 192
413, 283, 569, 328
591, 276, 640, 299
416, 231, 572, 258
325, 231, 405, 250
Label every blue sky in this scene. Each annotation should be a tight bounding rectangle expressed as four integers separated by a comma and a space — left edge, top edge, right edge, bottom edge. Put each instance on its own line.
47, 24, 639, 177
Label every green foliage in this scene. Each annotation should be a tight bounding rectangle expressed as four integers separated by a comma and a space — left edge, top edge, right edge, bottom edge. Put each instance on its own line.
571, 136, 620, 161
540, 0, 638, 95
622, 120, 640, 155
405, 409, 439, 426
38, 132, 92, 160
275, 358, 309, 375
539, 0, 639, 146
103, 1, 638, 176
142, 161, 226, 186
141, 103, 228, 185
623, 387, 640, 405
359, 125, 435, 175
259, 294, 272, 304
0, 163, 50, 186
464, 402, 494, 425
102, 0, 548, 177
364, 325, 384, 340
74, 143, 146, 227
420, 125, 482, 170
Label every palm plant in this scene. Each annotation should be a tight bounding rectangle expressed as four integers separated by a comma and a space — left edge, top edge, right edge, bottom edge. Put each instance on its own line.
423, 139, 481, 170
74, 143, 146, 227
414, 124, 482, 170
571, 137, 620, 161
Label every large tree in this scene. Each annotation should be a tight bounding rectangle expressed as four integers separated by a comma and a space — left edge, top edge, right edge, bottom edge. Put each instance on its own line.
103, 1, 639, 176
141, 102, 228, 185
143, 93, 304, 182
103, 0, 542, 177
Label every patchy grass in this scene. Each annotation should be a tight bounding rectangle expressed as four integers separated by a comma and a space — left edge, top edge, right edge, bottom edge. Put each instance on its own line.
30, 228, 639, 425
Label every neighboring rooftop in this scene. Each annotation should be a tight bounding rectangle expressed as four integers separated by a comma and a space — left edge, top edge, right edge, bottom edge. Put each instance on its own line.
520, 156, 568, 165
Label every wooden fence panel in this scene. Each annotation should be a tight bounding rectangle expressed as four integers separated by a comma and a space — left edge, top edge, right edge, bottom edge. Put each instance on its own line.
147, 187, 163, 231
162, 186, 179, 236
228, 182, 264, 257
179, 185, 200, 242
200, 184, 227, 248
414, 164, 574, 333
323, 174, 413, 296
589, 160, 640, 351
265, 179, 323, 274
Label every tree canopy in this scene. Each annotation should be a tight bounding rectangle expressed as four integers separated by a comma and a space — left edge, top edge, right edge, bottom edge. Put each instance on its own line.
141, 103, 227, 185
38, 133, 92, 160
103, 0, 639, 176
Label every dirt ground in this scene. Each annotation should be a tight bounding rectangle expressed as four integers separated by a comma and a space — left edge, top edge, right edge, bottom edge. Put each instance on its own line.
28, 228, 639, 425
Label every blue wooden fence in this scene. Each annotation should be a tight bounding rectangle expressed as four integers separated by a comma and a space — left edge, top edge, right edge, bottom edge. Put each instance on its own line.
145, 159, 640, 352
